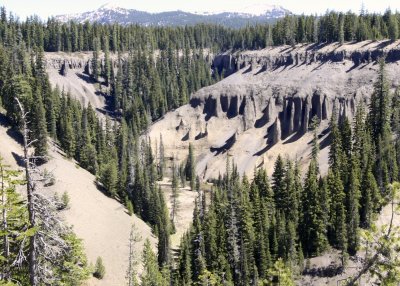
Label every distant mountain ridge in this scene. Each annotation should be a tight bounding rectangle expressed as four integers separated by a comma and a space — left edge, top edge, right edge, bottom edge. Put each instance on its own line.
55, 3, 291, 28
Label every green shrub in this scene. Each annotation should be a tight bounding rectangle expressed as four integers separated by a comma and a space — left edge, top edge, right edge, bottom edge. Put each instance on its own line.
127, 200, 134, 216
93, 256, 105, 279
61, 191, 70, 209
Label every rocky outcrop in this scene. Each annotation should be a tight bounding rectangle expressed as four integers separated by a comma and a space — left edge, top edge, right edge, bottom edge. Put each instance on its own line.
84, 60, 92, 75
212, 41, 400, 76
196, 41, 400, 149
191, 87, 357, 145
47, 57, 88, 70
45, 52, 122, 74
59, 60, 69, 76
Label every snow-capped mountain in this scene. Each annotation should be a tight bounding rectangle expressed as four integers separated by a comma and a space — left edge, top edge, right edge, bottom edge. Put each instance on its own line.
55, 3, 291, 28
195, 4, 288, 18
56, 3, 135, 25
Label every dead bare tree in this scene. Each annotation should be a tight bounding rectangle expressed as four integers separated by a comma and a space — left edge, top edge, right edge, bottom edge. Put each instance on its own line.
126, 224, 142, 286
16, 97, 38, 285
16, 98, 70, 285
170, 159, 180, 225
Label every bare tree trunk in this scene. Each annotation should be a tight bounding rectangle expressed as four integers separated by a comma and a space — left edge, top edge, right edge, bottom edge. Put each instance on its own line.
16, 98, 37, 286
127, 224, 141, 286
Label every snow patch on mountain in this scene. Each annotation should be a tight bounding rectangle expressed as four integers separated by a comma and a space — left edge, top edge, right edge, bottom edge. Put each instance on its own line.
194, 3, 288, 17
55, 2, 291, 27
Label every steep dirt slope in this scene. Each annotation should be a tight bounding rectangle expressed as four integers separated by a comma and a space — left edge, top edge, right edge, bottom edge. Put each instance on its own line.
0, 115, 156, 286
43, 147, 156, 285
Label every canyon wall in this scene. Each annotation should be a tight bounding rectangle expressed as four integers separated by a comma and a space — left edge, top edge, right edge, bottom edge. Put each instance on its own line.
148, 40, 400, 179
44, 41, 400, 180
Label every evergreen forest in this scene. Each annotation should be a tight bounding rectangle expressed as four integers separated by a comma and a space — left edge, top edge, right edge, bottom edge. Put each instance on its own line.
0, 5, 400, 285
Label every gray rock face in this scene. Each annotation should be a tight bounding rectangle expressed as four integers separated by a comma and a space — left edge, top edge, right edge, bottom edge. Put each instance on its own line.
59, 60, 69, 76
84, 60, 92, 76
192, 86, 357, 144
147, 40, 400, 180
47, 57, 87, 70
194, 41, 400, 146
212, 42, 400, 77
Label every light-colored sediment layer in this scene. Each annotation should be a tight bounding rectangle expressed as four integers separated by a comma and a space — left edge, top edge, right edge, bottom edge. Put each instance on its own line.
148, 40, 400, 180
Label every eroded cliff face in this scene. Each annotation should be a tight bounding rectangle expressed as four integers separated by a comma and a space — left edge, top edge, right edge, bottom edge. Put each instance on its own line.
213, 40, 400, 76
44, 52, 112, 120
148, 40, 400, 180
191, 85, 357, 144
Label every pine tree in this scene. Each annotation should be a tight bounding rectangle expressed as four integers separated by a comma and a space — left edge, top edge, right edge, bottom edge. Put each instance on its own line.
203, 206, 219, 273
353, 102, 366, 165
266, 25, 274, 47
91, 37, 100, 82
226, 183, 240, 283
185, 143, 195, 191
284, 160, 299, 223
368, 59, 393, 193
94, 257, 106, 279
59, 95, 76, 158
100, 159, 118, 197
103, 37, 111, 86
339, 14, 345, 44
191, 199, 206, 283
141, 239, 167, 286
360, 168, 380, 228
272, 155, 286, 212
258, 205, 273, 272
238, 176, 255, 284
391, 88, 400, 136
158, 135, 165, 180
329, 110, 342, 171
177, 233, 192, 285
254, 168, 273, 204
4, 75, 33, 125
46, 88, 59, 140
319, 177, 330, 234
300, 159, 327, 256
340, 117, 352, 186
266, 258, 295, 286
170, 163, 179, 228
388, 11, 399, 42
112, 58, 123, 112
117, 119, 128, 198
31, 90, 48, 158
347, 158, 361, 255
313, 17, 320, 43
0, 157, 28, 282
157, 187, 170, 267
369, 58, 390, 145
327, 170, 347, 257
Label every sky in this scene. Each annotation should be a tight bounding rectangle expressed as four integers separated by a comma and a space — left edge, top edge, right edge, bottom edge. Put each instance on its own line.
1, 0, 400, 20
